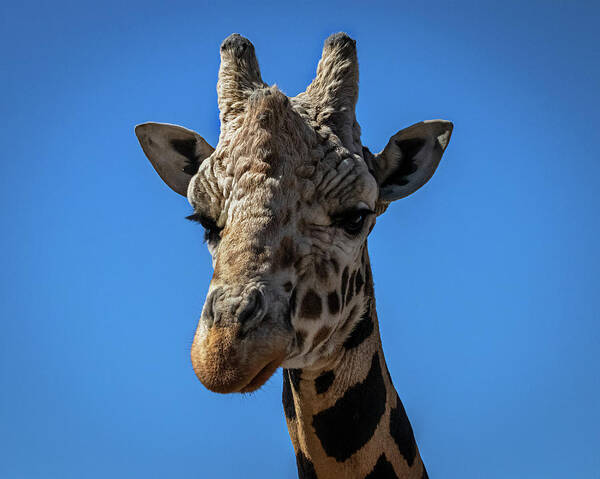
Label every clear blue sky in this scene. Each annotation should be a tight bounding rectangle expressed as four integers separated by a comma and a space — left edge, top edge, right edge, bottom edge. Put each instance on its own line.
1, 1, 598, 477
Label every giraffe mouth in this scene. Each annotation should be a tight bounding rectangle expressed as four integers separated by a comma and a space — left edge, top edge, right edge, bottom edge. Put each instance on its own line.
239, 356, 284, 393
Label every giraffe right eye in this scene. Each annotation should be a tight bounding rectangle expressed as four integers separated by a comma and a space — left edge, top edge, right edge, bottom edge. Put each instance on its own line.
333, 208, 374, 236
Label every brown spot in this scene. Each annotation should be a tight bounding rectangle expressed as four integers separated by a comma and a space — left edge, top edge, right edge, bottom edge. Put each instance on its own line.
313, 326, 331, 347
330, 257, 340, 274
283, 281, 293, 292
276, 236, 296, 269
355, 269, 364, 295
327, 291, 340, 315
346, 270, 356, 305
341, 267, 349, 304
290, 288, 298, 315
300, 290, 322, 319
252, 243, 265, 257
364, 266, 374, 296
295, 330, 307, 350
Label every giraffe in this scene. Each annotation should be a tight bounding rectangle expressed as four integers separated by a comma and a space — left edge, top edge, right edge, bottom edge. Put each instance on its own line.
135, 33, 452, 479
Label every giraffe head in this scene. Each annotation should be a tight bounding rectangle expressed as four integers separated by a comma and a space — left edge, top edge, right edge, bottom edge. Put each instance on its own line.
136, 33, 452, 394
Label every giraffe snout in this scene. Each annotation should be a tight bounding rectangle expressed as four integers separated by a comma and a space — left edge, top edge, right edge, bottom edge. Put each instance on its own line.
191, 284, 293, 394
203, 286, 267, 334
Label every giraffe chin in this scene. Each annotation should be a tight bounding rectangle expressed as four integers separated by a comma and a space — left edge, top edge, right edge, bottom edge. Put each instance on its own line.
190, 324, 289, 394
239, 357, 283, 393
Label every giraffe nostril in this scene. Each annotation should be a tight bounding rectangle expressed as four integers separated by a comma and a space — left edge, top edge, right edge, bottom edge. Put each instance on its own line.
237, 289, 266, 328
203, 288, 220, 327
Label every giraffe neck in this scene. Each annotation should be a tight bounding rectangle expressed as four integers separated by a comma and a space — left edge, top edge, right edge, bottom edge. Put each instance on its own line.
282, 259, 427, 479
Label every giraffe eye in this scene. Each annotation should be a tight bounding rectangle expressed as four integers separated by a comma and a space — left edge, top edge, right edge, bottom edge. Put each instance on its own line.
334, 209, 374, 236
186, 213, 223, 243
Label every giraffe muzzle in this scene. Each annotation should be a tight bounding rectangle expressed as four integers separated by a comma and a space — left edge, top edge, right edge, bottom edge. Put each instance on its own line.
190, 285, 293, 393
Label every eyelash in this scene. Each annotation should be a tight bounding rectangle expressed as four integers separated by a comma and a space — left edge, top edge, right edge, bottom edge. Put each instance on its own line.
186, 208, 373, 241
333, 208, 374, 236
186, 213, 223, 243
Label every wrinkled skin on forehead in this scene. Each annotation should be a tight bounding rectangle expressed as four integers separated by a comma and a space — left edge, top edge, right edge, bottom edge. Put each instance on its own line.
187, 87, 378, 392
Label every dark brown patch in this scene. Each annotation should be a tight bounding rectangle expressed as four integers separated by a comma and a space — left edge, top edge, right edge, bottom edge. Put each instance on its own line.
384, 360, 393, 386
288, 368, 302, 390
340, 267, 349, 304
170, 138, 197, 162
327, 291, 340, 315
390, 394, 417, 467
312, 354, 386, 461
295, 330, 307, 350
282, 369, 296, 420
382, 138, 426, 188
295, 450, 317, 479
346, 270, 356, 305
365, 454, 399, 479
276, 236, 296, 269
343, 301, 374, 350
300, 290, 322, 319
251, 243, 265, 257
313, 326, 331, 347
314, 370, 335, 394
355, 269, 364, 295
364, 265, 374, 296
330, 257, 340, 274
283, 281, 293, 292
290, 287, 298, 315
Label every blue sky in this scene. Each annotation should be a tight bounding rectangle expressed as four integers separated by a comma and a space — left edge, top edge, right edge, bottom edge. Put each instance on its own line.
1, 0, 599, 477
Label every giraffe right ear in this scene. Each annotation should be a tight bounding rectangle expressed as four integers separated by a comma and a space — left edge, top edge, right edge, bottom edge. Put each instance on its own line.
135, 122, 215, 196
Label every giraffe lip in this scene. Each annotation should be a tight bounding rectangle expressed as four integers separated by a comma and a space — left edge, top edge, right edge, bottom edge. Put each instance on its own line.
239, 356, 283, 393
190, 322, 292, 394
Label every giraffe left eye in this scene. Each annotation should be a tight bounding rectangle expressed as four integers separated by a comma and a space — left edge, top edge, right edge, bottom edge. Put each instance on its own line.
186, 212, 223, 243
335, 209, 373, 235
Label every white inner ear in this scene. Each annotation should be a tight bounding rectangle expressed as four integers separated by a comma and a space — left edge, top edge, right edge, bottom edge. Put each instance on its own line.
375, 120, 453, 202
437, 130, 451, 150
135, 122, 214, 197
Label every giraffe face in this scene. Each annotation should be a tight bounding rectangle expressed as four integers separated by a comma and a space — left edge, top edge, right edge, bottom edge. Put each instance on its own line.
135, 33, 453, 395
185, 88, 378, 393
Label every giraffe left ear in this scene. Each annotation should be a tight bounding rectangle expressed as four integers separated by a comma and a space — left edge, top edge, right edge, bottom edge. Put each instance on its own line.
372, 120, 453, 203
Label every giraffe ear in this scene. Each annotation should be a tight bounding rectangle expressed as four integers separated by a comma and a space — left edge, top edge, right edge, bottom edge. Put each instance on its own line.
372, 120, 453, 203
135, 122, 215, 196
